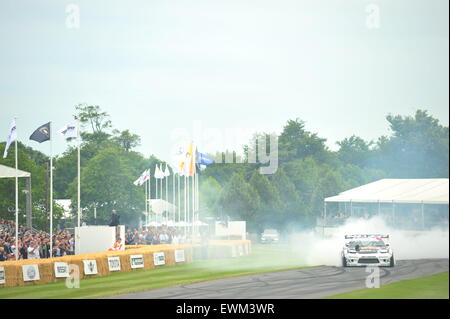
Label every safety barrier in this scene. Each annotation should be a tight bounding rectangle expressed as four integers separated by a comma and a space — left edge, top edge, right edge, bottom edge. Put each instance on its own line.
0, 244, 192, 288
0, 240, 252, 288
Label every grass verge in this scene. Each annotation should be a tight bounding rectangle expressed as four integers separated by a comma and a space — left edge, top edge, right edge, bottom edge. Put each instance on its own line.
327, 272, 449, 299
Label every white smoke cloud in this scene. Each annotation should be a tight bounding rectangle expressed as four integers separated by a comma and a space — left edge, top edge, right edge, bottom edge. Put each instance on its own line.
289, 216, 449, 266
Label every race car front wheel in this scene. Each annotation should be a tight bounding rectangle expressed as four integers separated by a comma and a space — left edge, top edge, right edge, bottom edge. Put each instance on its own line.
389, 255, 395, 267
342, 256, 347, 267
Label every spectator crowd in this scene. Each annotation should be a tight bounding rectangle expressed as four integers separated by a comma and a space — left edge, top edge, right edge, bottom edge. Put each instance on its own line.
0, 218, 74, 262
124, 227, 186, 245
1, 218, 196, 262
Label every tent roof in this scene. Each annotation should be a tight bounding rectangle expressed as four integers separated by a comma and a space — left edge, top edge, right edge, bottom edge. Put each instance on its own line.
325, 179, 449, 204
0, 164, 31, 178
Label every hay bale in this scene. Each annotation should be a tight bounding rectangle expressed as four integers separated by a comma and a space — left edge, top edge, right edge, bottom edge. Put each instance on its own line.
0, 244, 197, 288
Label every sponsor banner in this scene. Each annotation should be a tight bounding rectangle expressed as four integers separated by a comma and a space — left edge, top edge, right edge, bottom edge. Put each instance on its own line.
174, 249, 185, 263
0, 266, 5, 284
83, 260, 98, 275
130, 254, 144, 269
54, 262, 69, 278
238, 245, 244, 256
108, 256, 121, 272
22, 264, 40, 282
153, 252, 165, 266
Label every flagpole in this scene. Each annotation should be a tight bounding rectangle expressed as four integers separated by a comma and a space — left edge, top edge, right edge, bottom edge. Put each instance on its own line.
177, 174, 180, 224
185, 175, 188, 237
148, 169, 151, 227
14, 118, 18, 260
172, 170, 175, 224
77, 120, 81, 229
165, 170, 168, 225
49, 121, 53, 258
191, 173, 195, 241
159, 169, 164, 226
155, 172, 158, 225
196, 172, 199, 238
145, 174, 148, 227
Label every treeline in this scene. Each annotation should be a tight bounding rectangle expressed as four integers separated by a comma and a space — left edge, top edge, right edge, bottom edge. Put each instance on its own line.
0, 107, 448, 233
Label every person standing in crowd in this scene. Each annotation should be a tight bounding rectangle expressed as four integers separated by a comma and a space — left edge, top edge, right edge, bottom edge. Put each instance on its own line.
27, 241, 40, 259
0, 247, 7, 261
39, 237, 50, 259
19, 240, 28, 259
145, 231, 153, 245
68, 234, 75, 255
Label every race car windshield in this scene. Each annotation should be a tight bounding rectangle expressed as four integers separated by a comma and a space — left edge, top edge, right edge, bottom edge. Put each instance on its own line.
348, 240, 386, 248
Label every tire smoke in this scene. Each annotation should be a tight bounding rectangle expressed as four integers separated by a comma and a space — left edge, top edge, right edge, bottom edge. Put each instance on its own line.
289, 216, 449, 266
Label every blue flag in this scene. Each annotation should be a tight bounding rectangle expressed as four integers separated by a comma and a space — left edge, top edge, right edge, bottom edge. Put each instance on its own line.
196, 151, 214, 166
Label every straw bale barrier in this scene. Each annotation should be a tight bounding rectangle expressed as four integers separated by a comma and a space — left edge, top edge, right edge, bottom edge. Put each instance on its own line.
0, 240, 251, 288
0, 244, 192, 288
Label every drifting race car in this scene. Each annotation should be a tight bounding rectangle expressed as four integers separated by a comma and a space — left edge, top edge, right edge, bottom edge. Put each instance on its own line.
341, 234, 395, 267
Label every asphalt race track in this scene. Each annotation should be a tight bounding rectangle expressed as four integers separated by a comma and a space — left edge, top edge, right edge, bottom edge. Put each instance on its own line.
108, 258, 448, 299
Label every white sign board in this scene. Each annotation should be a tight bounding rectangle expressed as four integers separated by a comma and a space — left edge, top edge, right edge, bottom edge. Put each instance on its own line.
108, 256, 121, 272
22, 264, 40, 282
174, 249, 185, 263
153, 252, 165, 266
130, 255, 144, 269
83, 260, 98, 275
215, 221, 246, 240
75, 225, 125, 255
0, 267, 5, 284
54, 262, 69, 278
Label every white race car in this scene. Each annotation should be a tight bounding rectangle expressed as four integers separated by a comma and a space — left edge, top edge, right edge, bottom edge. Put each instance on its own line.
341, 234, 395, 267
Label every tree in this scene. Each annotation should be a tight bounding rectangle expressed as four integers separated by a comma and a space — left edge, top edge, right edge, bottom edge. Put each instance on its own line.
218, 173, 261, 232
0, 142, 63, 230
112, 129, 141, 152
337, 135, 373, 167
68, 147, 144, 226
370, 110, 449, 178
248, 170, 281, 231
199, 176, 222, 217
75, 104, 112, 144
278, 118, 331, 164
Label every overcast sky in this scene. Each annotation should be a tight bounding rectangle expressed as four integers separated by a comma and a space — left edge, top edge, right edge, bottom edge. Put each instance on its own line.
0, 0, 448, 162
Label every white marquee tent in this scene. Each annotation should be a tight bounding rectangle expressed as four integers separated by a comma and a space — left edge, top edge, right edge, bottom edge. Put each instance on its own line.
0, 164, 33, 227
0, 164, 31, 179
325, 179, 449, 205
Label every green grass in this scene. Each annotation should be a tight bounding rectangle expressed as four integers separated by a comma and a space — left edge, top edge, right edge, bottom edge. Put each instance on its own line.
327, 272, 449, 299
0, 244, 307, 299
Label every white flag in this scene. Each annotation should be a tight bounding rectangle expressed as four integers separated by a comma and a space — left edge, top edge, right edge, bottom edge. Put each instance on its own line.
134, 169, 149, 186
158, 164, 165, 179
142, 169, 150, 183
3, 119, 17, 158
154, 164, 164, 179
59, 122, 78, 139
164, 164, 170, 177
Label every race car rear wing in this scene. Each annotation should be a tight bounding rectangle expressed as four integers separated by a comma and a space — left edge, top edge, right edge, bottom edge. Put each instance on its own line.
344, 234, 390, 244
345, 234, 389, 240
